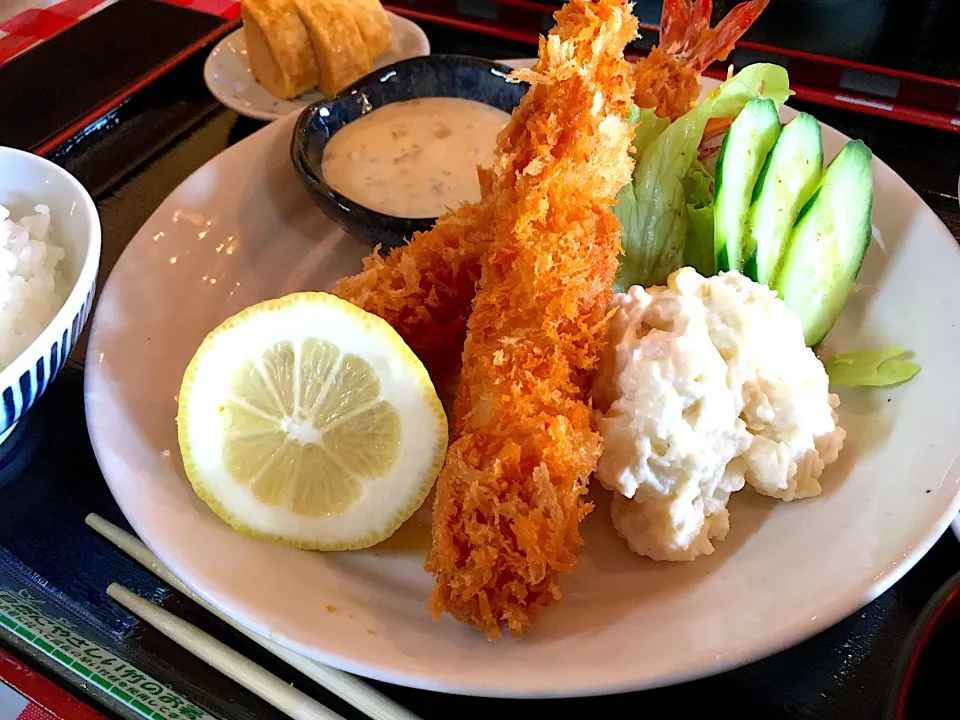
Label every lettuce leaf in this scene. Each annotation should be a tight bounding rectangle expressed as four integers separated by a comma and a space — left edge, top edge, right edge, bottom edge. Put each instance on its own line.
613, 63, 791, 292
683, 163, 714, 208
684, 205, 715, 277
682, 163, 715, 276
823, 347, 920, 387
628, 106, 671, 155
708, 64, 793, 120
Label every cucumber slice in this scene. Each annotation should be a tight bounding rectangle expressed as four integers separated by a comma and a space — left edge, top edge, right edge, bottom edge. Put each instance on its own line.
773, 140, 874, 347
714, 98, 782, 273
743, 113, 823, 285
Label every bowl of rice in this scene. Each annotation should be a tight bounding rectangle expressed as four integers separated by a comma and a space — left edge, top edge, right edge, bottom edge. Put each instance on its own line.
0, 146, 100, 443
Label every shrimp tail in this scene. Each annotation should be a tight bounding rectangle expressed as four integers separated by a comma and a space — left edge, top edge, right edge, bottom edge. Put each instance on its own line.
688, 0, 768, 72
634, 0, 769, 120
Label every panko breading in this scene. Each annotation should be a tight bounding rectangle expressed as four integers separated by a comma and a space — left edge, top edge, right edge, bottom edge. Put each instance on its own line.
632, 45, 702, 122
333, 194, 493, 380
336, 2, 769, 376
426, 0, 638, 638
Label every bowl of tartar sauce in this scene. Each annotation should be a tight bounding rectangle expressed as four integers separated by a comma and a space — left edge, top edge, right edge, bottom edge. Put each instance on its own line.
291, 55, 527, 249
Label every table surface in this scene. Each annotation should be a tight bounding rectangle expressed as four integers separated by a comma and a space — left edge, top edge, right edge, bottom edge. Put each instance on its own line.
2, 17, 960, 720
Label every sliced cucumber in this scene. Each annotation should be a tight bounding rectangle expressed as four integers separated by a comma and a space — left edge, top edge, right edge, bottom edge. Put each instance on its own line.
743, 112, 823, 285
714, 98, 782, 273
772, 140, 874, 347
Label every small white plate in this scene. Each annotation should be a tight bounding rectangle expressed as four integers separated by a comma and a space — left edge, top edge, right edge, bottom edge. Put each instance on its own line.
203, 13, 430, 122
86, 73, 960, 697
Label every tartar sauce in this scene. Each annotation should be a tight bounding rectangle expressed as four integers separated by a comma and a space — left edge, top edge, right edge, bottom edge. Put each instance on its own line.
321, 97, 509, 218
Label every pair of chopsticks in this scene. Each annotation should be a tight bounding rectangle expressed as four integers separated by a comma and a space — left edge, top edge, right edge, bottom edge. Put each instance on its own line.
85, 514, 421, 720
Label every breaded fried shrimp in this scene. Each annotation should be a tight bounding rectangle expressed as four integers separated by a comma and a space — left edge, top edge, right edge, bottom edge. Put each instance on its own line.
426, 0, 639, 638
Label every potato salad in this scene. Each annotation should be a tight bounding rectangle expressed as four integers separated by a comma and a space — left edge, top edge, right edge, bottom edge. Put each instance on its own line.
592, 268, 845, 561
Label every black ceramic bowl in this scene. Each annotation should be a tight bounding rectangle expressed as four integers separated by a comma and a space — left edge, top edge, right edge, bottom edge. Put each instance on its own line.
291, 54, 528, 250
884, 569, 960, 720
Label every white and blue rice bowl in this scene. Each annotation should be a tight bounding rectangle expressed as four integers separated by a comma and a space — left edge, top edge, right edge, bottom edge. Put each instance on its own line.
0, 146, 100, 445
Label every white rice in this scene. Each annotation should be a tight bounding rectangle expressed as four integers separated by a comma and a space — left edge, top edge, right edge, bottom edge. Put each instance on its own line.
0, 204, 67, 370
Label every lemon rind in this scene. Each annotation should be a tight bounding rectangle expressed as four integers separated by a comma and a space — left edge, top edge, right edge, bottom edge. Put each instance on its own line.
177, 291, 448, 550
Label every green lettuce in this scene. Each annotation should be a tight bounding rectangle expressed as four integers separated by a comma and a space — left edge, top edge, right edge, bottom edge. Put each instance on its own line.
823, 347, 920, 387
683, 163, 715, 277
627, 106, 670, 155
613, 63, 792, 291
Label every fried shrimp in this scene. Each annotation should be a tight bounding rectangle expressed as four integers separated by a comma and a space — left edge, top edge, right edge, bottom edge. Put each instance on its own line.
332, 197, 492, 378
426, 0, 638, 638
335, 2, 768, 380
634, 0, 769, 120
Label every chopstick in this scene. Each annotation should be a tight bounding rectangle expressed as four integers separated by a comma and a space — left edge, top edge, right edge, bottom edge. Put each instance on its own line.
107, 584, 344, 720
86, 514, 422, 720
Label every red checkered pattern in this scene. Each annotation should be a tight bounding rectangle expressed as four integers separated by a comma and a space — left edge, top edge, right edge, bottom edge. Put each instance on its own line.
17, 702, 58, 720
0, 0, 240, 65
162, 0, 241, 17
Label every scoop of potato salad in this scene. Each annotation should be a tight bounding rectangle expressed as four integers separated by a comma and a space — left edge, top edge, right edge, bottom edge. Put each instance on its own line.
592, 267, 845, 561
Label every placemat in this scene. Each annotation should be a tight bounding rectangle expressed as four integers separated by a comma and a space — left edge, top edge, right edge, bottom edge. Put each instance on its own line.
0, 0, 239, 65
0, 0, 233, 152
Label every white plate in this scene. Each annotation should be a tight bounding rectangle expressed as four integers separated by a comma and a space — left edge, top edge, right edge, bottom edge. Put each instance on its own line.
203, 13, 430, 122
85, 71, 960, 697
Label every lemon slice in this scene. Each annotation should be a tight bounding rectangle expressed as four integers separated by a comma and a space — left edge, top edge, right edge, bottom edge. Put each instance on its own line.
177, 292, 447, 550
